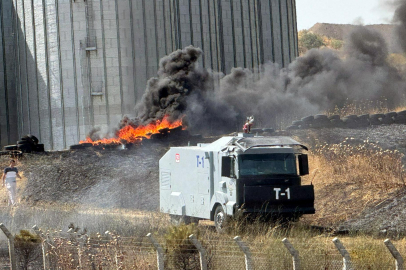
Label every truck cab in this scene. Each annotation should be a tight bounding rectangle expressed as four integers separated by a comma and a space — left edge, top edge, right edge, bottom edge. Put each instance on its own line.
159, 134, 315, 231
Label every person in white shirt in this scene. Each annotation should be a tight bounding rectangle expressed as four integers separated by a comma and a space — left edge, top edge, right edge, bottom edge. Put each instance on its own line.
2, 160, 22, 206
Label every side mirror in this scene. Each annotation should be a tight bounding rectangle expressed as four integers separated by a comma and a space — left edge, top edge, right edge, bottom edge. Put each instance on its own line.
221, 157, 232, 177
298, 154, 309, 176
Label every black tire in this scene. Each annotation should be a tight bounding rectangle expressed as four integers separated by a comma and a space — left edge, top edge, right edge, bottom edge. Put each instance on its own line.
341, 117, 353, 123
9, 150, 23, 158
310, 122, 324, 129
369, 118, 382, 125
385, 112, 397, 118
17, 144, 32, 153
299, 123, 310, 129
4, 145, 18, 151
29, 135, 39, 145
328, 115, 340, 120
370, 114, 385, 120
358, 114, 370, 120
301, 116, 314, 123
314, 114, 328, 120
330, 119, 343, 127
357, 118, 370, 127
262, 128, 274, 133
395, 115, 406, 124
286, 125, 299, 130
214, 205, 226, 233
251, 128, 263, 133
70, 143, 93, 150
35, 144, 45, 152
21, 135, 35, 146
397, 110, 406, 116
381, 117, 394, 125
346, 115, 358, 121
312, 116, 330, 128
17, 140, 29, 145
342, 118, 357, 128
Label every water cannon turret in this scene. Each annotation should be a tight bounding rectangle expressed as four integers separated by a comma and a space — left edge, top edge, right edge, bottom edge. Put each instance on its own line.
243, 116, 255, 133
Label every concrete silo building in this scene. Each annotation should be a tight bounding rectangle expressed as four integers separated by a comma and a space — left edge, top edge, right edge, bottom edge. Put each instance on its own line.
0, 0, 298, 150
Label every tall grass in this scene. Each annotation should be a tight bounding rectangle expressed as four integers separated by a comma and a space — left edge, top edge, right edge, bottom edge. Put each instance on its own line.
2, 108, 406, 269
305, 138, 405, 227
25, 222, 406, 270
327, 99, 394, 117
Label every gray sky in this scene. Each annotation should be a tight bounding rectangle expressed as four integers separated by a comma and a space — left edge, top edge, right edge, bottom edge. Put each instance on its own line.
296, 0, 396, 30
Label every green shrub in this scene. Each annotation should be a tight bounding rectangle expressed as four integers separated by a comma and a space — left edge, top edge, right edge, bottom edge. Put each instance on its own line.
299, 30, 326, 54
14, 230, 42, 270
164, 224, 200, 270
331, 39, 344, 50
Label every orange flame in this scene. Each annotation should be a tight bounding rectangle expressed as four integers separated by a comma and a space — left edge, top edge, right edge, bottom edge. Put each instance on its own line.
80, 115, 185, 145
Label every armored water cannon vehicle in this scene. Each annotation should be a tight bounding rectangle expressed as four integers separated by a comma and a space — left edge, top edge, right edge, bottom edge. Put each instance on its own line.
159, 133, 315, 231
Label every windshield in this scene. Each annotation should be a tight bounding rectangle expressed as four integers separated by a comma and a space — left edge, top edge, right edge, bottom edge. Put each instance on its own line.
239, 153, 297, 176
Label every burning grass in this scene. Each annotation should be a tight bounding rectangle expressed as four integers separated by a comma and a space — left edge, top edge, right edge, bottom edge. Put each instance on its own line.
80, 115, 185, 146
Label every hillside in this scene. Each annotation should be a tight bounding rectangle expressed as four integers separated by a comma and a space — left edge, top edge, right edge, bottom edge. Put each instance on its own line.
1, 125, 406, 235
309, 23, 402, 53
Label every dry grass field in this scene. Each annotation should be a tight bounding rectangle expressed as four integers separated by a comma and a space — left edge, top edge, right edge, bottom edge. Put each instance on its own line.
304, 138, 405, 228
1, 106, 406, 268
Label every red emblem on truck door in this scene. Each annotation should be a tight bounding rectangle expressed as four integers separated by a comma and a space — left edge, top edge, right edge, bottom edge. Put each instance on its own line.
175, 153, 180, 163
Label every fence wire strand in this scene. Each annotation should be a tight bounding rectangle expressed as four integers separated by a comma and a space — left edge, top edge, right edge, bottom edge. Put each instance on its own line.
6, 231, 405, 270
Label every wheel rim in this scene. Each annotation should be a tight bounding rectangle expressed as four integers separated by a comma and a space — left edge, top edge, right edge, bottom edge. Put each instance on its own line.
215, 211, 225, 229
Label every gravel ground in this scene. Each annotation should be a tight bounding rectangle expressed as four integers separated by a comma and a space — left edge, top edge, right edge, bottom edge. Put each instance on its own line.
2, 125, 406, 234
1, 144, 166, 211
0, 135, 215, 211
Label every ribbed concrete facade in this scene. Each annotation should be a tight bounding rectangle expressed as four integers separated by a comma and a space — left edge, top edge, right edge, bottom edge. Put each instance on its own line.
0, 0, 298, 150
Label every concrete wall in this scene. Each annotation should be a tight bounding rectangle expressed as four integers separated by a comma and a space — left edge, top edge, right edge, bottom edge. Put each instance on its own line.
0, 0, 19, 147
0, 0, 298, 150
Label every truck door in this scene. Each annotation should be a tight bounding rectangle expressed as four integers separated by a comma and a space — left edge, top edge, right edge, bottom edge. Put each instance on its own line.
220, 156, 237, 214
197, 172, 210, 217
194, 154, 211, 219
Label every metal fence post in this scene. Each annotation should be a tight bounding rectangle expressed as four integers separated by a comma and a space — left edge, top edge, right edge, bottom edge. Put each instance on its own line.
234, 236, 254, 270
147, 233, 164, 270
384, 239, 404, 270
332, 237, 354, 270
0, 223, 17, 270
106, 231, 124, 269
189, 234, 208, 270
33, 225, 49, 270
75, 232, 88, 270
282, 238, 300, 270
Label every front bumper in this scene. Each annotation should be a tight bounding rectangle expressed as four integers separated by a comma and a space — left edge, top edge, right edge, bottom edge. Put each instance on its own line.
242, 185, 315, 215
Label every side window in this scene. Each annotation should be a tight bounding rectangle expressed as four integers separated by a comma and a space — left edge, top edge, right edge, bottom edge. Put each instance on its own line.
222, 156, 236, 178
230, 158, 235, 178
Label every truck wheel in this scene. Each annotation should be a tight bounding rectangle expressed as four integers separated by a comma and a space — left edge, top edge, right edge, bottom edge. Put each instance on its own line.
214, 205, 226, 233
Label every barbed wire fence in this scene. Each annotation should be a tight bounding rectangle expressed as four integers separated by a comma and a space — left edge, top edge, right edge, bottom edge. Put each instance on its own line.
0, 223, 404, 270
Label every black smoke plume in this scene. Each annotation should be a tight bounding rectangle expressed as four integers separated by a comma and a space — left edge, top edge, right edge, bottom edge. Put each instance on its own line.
394, 0, 406, 53
116, 1, 406, 135
134, 46, 237, 133
135, 46, 212, 124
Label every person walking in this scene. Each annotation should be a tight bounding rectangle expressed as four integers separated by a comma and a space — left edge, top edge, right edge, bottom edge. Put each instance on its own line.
2, 160, 22, 206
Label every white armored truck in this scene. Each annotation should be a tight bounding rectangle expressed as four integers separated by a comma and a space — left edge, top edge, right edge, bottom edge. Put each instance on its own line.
159, 133, 315, 231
